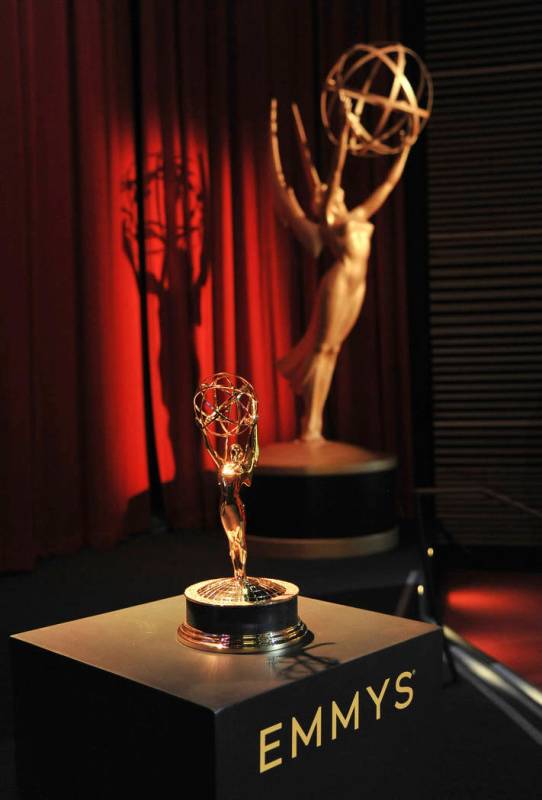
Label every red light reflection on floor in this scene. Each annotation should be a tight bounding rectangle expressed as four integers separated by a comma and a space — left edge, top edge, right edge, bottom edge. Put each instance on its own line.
444, 571, 542, 689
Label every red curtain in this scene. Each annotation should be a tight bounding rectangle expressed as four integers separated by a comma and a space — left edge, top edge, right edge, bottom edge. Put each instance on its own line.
0, 0, 149, 571
0, 0, 413, 572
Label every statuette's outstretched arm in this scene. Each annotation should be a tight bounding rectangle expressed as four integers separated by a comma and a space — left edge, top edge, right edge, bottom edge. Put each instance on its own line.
270, 98, 323, 259
291, 101, 323, 219
242, 425, 259, 485
353, 141, 412, 221
322, 97, 351, 226
201, 426, 223, 471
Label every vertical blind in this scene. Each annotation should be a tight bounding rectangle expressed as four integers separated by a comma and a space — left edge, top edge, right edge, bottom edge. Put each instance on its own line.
425, 0, 542, 544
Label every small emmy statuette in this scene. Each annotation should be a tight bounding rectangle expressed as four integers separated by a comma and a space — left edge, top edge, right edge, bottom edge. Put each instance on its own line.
177, 372, 311, 653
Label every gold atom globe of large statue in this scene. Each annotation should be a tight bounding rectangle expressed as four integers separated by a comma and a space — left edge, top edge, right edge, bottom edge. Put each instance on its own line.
321, 42, 433, 156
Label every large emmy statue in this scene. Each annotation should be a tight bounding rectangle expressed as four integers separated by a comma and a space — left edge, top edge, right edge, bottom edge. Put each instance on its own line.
271, 43, 432, 442
271, 44, 431, 441
249, 44, 432, 558
178, 373, 310, 652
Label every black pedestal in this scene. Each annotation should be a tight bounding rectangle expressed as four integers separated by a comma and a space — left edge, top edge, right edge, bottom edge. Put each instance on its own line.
11, 596, 441, 800
247, 441, 398, 558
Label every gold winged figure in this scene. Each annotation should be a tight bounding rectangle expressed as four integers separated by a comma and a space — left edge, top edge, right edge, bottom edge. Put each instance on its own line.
270, 95, 411, 442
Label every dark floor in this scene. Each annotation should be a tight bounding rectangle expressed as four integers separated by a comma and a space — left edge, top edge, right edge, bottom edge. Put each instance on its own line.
1, 530, 541, 798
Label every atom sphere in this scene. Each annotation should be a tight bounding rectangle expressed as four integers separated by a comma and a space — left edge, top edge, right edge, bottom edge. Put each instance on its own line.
321, 42, 433, 156
194, 372, 258, 439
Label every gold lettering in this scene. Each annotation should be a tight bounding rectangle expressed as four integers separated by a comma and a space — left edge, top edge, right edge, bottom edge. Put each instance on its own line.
394, 671, 414, 710
260, 722, 283, 773
291, 707, 322, 758
365, 677, 390, 720
331, 691, 359, 740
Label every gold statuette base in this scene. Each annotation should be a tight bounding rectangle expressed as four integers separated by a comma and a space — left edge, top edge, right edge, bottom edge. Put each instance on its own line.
178, 578, 312, 654
177, 619, 311, 654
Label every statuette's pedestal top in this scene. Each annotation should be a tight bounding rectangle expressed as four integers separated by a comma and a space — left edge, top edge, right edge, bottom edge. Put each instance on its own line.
179, 578, 311, 654
257, 440, 397, 475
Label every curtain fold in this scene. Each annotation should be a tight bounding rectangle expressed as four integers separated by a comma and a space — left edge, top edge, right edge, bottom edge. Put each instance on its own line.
0, 0, 149, 571
0, 0, 413, 571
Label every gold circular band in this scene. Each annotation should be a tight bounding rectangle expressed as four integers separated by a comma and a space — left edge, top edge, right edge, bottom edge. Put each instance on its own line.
177, 619, 312, 654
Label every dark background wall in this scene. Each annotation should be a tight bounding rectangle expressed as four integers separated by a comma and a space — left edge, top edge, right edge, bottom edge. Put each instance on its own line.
423, 0, 542, 546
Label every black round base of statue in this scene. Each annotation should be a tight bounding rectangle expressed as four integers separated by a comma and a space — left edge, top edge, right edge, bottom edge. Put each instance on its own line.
245, 441, 398, 559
